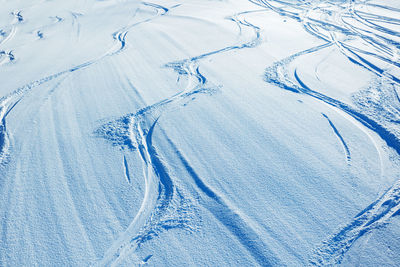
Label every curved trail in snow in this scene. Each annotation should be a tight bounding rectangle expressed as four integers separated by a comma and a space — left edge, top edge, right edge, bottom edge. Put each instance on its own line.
0, 2, 170, 166
96, 7, 278, 266
2, 0, 400, 265
250, 0, 400, 265
321, 113, 351, 164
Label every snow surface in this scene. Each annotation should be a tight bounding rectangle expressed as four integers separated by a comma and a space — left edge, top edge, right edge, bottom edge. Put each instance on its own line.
1, 0, 400, 266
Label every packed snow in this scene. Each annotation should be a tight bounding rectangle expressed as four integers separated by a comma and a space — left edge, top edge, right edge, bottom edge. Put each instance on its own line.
1, 0, 400, 266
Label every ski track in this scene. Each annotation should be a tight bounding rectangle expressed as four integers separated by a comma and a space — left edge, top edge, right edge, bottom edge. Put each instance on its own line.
250, 0, 400, 265
0, 99, 20, 165
321, 113, 351, 164
0, 2, 173, 166
2, 0, 400, 265
71, 12, 83, 40
123, 155, 131, 184
164, 135, 279, 266
310, 181, 400, 265
95, 7, 271, 266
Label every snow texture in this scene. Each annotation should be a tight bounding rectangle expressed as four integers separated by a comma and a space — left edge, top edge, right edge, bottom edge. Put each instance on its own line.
1, 0, 400, 266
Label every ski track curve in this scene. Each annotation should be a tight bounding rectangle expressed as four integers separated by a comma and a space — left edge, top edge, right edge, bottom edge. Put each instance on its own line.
321, 113, 351, 165
95, 7, 271, 266
0, 2, 172, 166
123, 155, 131, 184
163, 135, 280, 266
3, 0, 400, 265
250, 0, 400, 265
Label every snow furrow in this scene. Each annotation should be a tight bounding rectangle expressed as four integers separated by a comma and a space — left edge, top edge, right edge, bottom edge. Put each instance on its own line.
321, 113, 351, 165
253, 0, 400, 264
108, 2, 171, 56
96, 7, 266, 265
165, 136, 280, 266
0, 1, 169, 166
123, 155, 131, 184
310, 181, 400, 266
2, 0, 400, 265
0, 99, 20, 164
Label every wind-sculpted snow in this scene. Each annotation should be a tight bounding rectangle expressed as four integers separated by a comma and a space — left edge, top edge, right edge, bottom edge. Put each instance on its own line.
2, 0, 400, 266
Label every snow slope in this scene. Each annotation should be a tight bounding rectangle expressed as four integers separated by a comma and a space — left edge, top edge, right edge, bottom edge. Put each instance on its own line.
1, 0, 400, 266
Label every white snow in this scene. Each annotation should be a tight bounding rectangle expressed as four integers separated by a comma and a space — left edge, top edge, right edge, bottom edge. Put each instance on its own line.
1, 0, 400, 266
